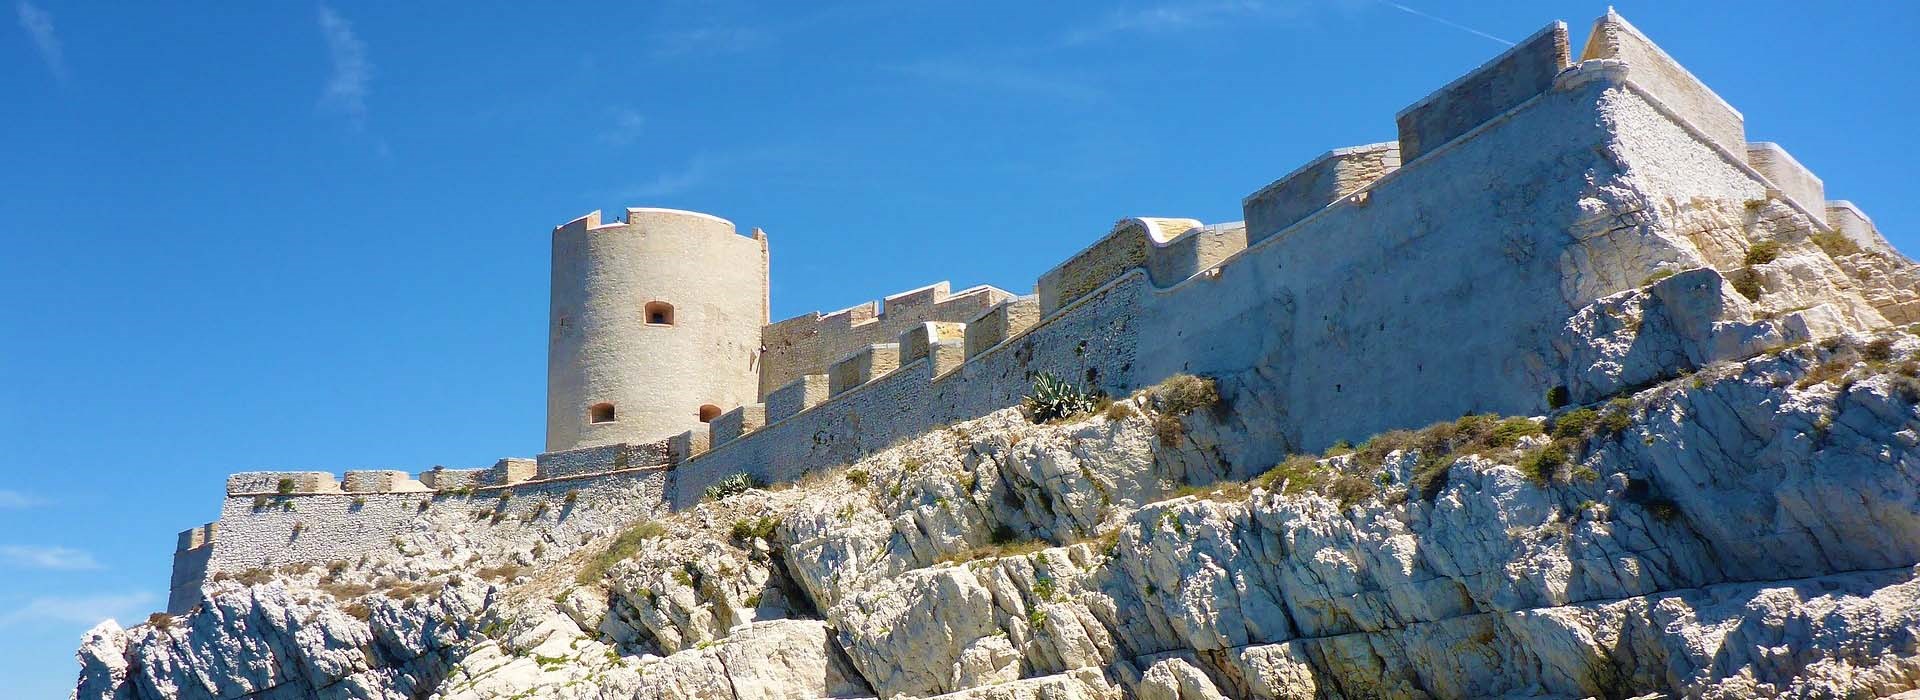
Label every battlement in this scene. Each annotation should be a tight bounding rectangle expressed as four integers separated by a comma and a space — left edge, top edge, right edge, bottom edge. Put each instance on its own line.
758, 281, 1013, 397
554, 207, 760, 240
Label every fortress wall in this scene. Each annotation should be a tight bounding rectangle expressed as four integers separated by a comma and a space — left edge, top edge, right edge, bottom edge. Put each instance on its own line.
536, 441, 672, 480
1145, 222, 1250, 284
1746, 142, 1826, 219
1396, 22, 1569, 163
1243, 144, 1400, 244
169, 526, 214, 613
1037, 220, 1169, 315
183, 469, 669, 608
227, 472, 342, 496
830, 344, 901, 397
419, 468, 483, 490
668, 272, 1146, 506
758, 283, 1012, 397
1135, 70, 1786, 467
766, 374, 830, 422
709, 403, 765, 446
900, 322, 966, 365
1581, 10, 1744, 156
1828, 202, 1897, 256
965, 296, 1043, 359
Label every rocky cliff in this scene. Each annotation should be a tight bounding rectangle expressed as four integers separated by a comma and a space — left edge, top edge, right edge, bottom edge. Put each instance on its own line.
72, 271, 1920, 698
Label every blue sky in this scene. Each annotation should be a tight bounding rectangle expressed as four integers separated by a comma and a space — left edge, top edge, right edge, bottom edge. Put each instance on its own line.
2, 1, 1914, 695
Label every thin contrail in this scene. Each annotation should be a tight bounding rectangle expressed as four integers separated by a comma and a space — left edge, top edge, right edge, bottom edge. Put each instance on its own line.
1380, 1, 1515, 46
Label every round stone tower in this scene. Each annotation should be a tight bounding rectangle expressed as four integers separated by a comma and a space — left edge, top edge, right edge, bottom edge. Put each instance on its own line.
545, 207, 769, 452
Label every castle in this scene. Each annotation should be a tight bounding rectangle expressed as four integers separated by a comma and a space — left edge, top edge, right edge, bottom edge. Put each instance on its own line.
165, 11, 1910, 615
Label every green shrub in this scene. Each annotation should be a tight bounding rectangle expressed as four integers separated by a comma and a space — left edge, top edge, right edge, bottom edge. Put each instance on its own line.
1545, 386, 1570, 410
1253, 455, 1326, 495
1488, 417, 1543, 447
1150, 374, 1219, 416
1865, 338, 1896, 363
276, 478, 295, 495
1731, 269, 1763, 301
846, 468, 870, 487
1811, 231, 1861, 258
704, 472, 760, 501
730, 516, 778, 543
1552, 408, 1599, 439
1022, 372, 1100, 423
576, 520, 668, 585
1518, 442, 1570, 485
1743, 239, 1782, 266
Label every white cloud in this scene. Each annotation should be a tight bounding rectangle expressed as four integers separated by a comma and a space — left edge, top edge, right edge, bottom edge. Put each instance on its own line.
15, 0, 66, 81
0, 592, 157, 627
600, 108, 646, 146
648, 25, 765, 60
625, 154, 715, 199
0, 545, 102, 571
0, 490, 36, 509
318, 4, 372, 128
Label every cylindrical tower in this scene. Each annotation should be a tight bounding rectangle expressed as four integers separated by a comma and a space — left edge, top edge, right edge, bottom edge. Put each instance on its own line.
546, 207, 769, 452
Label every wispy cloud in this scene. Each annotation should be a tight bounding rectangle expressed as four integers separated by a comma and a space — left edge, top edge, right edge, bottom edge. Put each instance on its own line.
0, 490, 36, 509
647, 25, 766, 60
1063, 0, 1275, 45
1377, 1, 1512, 46
15, 0, 66, 82
600, 108, 646, 146
625, 154, 717, 199
317, 4, 372, 128
0, 592, 156, 627
0, 545, 102, 571
889, 58, 1102, 103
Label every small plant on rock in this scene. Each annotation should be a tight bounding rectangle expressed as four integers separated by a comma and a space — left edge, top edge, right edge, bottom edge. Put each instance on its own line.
1022, 372, 1100, 424
704, 472, 760, 501
1743, 239, 1782, 266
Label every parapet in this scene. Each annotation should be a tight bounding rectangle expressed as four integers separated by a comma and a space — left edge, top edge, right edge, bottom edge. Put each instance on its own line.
1746, 143, 1825, 220
1581, 9, 1744, 155
485, 458, 537, 485
226, 471, 342, 496
899, 322, 966, 365
536, 442, 671, 481
175, 523, 216, 553
830, 344, 902, 397
1827, 202, 1897, 257
342, 470, 430, 493
709, 403, 767, 446
966, 296, 1042, 359
554, 207, 756, 240
419, 467, 483, 491
1396, 21, 1570, 163
1242, 143, 1400, 244
766, 374, 830, 422
759, 281, 1011, 397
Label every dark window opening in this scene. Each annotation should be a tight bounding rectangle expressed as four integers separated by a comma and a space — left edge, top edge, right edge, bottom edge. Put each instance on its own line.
698, 404, 722, 423
589, 402, 616, 423
645, 301, 675, 326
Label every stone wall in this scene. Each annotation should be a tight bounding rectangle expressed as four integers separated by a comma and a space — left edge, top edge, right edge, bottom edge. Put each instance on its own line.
1243, 143, 1399, 244
759, 282, 1012, 398
190, 469, 668, 595
1395, 21, 1570, 163
1746, 142, 1825, 219
1580, 9, 1745, 156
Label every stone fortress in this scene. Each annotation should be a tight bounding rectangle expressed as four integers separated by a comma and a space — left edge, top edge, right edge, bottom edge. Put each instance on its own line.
166, 11, 1913, 615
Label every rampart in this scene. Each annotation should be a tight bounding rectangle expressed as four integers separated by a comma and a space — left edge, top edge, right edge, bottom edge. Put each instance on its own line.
758, 282, 1013, 397
174, 12, 1897, 614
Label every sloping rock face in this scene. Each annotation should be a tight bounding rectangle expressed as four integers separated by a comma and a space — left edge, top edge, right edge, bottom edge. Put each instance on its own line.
73, 313, 1920, 698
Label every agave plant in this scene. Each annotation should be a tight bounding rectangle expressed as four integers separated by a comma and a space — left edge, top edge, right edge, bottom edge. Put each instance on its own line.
1023, 372, 1099, 423
704, 472, 761, 501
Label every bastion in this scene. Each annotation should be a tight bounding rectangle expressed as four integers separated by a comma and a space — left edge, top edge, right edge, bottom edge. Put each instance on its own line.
166, 10, 1909, 613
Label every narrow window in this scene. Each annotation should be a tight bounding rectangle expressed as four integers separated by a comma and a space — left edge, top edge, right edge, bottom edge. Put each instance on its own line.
698, 404, 722, 423
589, 402, 616, 424
645, 301, 675, 326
